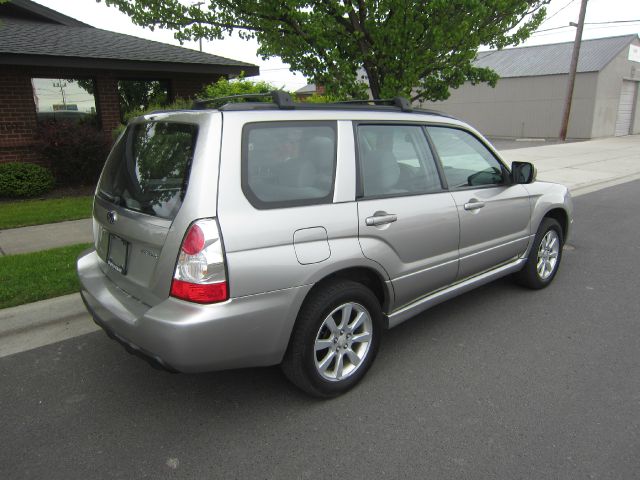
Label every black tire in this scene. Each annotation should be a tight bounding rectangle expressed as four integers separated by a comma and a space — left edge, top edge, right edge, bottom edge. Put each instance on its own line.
281, 280, 383, 398
514, 217, 564, 289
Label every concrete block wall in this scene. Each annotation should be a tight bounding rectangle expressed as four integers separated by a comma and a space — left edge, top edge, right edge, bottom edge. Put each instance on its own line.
419, 73, 598, 139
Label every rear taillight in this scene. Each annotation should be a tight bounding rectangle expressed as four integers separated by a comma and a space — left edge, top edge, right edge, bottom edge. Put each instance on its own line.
170, 219, 228, 304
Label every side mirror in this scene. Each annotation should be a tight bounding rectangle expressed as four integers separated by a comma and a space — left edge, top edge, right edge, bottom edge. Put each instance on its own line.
511, 161, 537, 184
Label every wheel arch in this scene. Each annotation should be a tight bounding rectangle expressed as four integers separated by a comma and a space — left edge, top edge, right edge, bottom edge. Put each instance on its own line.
309, 266, 391, 312
543, 207, 569, 240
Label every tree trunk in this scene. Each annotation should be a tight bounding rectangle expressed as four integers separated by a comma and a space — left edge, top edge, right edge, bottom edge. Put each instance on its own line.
362, 63, 381, 99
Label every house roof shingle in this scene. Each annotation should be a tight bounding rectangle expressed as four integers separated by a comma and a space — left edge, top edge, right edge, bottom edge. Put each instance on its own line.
0, 1, 259, 76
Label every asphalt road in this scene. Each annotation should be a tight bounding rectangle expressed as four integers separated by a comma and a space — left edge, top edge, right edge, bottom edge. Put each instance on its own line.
2, 181, 639, 480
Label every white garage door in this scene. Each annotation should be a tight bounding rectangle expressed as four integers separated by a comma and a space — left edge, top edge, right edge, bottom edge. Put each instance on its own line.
614, 80, 637, 136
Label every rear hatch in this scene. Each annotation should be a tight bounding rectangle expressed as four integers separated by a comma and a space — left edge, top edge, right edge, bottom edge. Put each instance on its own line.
93, 111, 221, 306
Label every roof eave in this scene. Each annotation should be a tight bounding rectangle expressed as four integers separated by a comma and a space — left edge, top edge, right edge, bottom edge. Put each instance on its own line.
0, 54, 260, 76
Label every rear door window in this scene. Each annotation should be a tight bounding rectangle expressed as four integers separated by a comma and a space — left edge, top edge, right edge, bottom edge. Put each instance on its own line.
357, 124, 443, 198
241, 122, 337, 209
98, 122, 197, 219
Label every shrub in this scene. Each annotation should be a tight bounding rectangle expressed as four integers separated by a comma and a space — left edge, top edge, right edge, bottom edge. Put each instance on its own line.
200, 75, 280, 101
303, 93, 352, 103
36, 121, 112, 186
0, 162, 55, 198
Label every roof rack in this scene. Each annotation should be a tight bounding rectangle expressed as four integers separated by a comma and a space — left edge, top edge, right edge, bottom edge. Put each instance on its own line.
192, 91, 294, 110
330, 97, 413, 112
191, 90, 450, 118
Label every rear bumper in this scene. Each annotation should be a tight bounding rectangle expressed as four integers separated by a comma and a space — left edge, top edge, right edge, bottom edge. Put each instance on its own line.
77, 249, 310, 373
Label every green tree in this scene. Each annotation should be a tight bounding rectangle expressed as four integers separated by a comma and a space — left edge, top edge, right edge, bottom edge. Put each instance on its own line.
100, 0, 549, 101
117, 80, 169, 115
111, 77, 279, 136
200, 75, 279, 103
77, 78, 169, 118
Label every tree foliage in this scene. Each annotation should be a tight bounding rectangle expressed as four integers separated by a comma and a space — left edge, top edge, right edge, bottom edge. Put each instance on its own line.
113, 97, 193, 137
117, 80, 169, 115
101, 0, 549, 101
77, 78, 169, 118
200, 75, 279, 102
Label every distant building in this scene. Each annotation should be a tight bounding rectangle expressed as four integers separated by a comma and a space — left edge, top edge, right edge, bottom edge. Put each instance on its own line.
419, 35, 640, 139
295, 83, 325, 99
0, 0, 259, 165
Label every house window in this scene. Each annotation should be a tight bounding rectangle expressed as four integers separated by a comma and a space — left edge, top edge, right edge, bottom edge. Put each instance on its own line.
31, 78, 98, 125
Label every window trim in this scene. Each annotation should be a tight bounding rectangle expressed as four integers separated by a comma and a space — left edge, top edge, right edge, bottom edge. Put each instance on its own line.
240, 120, 338, 210
353, 121, 448, 200
424, 125, 512, 191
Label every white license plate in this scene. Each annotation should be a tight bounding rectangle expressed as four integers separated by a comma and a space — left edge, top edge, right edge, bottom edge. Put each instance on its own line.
107, 234, 129, 274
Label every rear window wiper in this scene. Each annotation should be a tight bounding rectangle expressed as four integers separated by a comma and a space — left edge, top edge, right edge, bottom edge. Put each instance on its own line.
98, 190, 124, 207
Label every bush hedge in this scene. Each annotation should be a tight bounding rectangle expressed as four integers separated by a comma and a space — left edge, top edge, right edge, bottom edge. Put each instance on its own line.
36, 120, 112, 186
0, 162, 55, 198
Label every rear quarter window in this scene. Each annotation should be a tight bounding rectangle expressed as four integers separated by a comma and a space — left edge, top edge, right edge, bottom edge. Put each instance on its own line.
241, 121, 337, 209
98, 122, 197, 219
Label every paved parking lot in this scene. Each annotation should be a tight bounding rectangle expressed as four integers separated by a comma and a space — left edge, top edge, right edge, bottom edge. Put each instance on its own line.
1, 181, 639, 479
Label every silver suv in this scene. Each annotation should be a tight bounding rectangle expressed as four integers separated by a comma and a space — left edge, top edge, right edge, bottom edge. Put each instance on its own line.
78, 93, 573, 397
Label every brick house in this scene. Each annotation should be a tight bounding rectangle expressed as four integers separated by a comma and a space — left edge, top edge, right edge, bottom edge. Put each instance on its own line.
0, 0, 259, 164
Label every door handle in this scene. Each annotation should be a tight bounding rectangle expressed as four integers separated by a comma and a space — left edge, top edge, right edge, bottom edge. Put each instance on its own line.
365, 213, 398, 226
464, 200, 485, 211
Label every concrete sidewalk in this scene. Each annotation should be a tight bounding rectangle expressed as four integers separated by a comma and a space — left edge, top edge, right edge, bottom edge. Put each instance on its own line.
0, 218, 93, 256
500, 134, 640, 195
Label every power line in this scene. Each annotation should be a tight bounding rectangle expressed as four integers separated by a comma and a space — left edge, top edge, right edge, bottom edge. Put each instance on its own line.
533, 25, 574, 34
583, 23, 640, 30
258, 67, 295, 72
584, 19, 640, 25
540, 0, 577, 27
532, 18, 640, 36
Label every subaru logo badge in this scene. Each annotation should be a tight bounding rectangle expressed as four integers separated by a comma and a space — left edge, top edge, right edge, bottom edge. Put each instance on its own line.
107, 211, 117, 224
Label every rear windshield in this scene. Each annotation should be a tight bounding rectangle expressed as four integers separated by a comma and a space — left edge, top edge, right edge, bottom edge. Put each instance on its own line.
98, 122, 197, 220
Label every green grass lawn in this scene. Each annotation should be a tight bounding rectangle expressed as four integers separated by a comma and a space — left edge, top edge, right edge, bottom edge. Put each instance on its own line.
0, 196, 93, 229
0, 243, 92, 309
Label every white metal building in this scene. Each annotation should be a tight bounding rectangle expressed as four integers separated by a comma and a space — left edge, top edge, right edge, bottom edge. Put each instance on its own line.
420, 35, 640, 139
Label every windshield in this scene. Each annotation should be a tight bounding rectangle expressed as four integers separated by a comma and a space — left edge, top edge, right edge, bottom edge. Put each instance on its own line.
98, 122, 198, 220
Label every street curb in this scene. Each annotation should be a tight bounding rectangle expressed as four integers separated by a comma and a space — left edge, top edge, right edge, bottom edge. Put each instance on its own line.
0, 293, 99, 358
569, 172, 640, 197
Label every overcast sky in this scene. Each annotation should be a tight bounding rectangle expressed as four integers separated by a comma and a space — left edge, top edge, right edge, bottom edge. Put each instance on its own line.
32, 0, 640, 91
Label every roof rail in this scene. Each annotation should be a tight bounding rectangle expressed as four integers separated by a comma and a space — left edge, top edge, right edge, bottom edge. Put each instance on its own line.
192, 90, 294, 110
188, 90, 451, 117
330, 97, 413, 112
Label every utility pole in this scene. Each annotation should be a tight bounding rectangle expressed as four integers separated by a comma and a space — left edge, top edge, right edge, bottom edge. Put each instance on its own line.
194, 2, 204, 52
559, 0, 588, 141
52, 80, 68, 109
